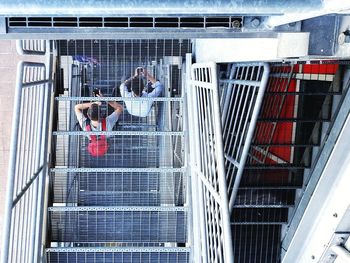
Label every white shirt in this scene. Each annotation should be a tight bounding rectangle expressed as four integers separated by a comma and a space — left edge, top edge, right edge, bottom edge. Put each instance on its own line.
119, 81, 164, 117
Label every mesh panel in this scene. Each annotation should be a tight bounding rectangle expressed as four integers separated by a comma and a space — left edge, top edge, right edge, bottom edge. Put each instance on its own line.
52, 171, 186, 206
47, 250, 190, 263
49, 209, 187, 243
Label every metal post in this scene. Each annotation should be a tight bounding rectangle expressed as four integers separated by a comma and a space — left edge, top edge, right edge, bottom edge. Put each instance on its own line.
29, 78, 46, 263
209, 62, 234, 262
185, 53, 202, 263
34, 47, 54, 262
190, 68, 209, 263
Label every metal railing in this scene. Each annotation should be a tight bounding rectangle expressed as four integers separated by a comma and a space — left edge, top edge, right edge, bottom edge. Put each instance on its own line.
1, 61, 52, 263
188, 62, 233, 263
219, 62, 270, 212
16, 40, 46, 55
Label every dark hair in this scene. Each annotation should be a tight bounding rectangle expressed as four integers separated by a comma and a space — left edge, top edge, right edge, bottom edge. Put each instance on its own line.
125, 76, 144, 96
87, 103, 101, 121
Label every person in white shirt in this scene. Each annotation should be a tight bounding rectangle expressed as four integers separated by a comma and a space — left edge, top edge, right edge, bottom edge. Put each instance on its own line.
119, 67, 164, 117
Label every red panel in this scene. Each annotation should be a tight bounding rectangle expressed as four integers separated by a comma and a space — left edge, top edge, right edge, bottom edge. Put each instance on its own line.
302, 63, 339, 74
251, 62, 339, 165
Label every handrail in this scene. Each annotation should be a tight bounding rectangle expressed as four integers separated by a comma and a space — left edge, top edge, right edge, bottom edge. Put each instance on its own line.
1, 60, 52, 263
218, 62, 270, 212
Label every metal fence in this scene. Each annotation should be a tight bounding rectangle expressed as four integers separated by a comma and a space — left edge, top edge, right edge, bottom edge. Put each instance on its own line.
219, 62, 270, 212
188, 62, 233, 263
1, 60, 52, 263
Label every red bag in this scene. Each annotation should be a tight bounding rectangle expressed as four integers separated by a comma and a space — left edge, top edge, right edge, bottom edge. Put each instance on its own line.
85, 118, 108, 157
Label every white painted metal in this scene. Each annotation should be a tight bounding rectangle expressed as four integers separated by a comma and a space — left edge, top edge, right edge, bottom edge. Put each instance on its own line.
16, 40, 46, 55
219, 62, 270, 212
331, 245, 350, 262
188, 62, 233, 263
282, 82, 350, 262
1, 61, 52, 263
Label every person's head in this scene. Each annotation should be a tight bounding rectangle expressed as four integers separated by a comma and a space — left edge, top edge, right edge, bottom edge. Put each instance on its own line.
87, 103, 101, 121
125, 76, 144, 96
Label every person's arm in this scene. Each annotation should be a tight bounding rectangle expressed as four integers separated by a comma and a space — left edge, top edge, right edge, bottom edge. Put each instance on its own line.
74, 102, 93, 114
97, 90, 123, 115
108, 101, 123, 115
74, 102, 92, 128
143, 68, 157, 84
147, 81, 164, 97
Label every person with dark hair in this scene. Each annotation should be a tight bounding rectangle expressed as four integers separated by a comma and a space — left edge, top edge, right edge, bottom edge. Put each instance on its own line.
74, 91, 123, 156
119, 67, 164, 117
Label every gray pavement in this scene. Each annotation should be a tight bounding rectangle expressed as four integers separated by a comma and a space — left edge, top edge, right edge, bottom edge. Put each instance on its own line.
0, 40, 17, 248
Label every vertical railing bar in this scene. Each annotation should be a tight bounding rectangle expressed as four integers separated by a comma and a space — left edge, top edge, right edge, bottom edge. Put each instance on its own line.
204, 188, 212, 262
197, 79, 207, 181
226, 162, 235, 197
29, 84, 45, 263
16, 87, 27, 199
10, 84, 26, 263
203, 88, 212, 185
20, 85, 33, 263
217, 202, 224, 263
208, 194, 215, 262
232, 84, 250, 159
34, 40, 38, 52
12, 200, 23, 262
31, 40, 35, 52
221, 64, 236, 126
225, 83, 244, 159
231, 85, 250, 161
25, 85, 38, 263
222, 86, 235, 154
229, 64, 270, 212
204, 88, 214, 191
234, 86, 257, 162
208, 62, 233, 262
214, 196, 221, 263
190, 66, 208, 263
34, 59, 51, 261
208, 89, 218, 191
252, 70, 273, 149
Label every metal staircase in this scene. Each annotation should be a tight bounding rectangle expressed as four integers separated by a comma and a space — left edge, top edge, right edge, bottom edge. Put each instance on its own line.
2, 39, 350, 263
46, 39, 191, 262
225, 61, 347, 262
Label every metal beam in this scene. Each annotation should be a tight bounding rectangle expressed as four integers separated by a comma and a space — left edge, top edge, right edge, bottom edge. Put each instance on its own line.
51, 167, 186, 173
0, 1, 321, 16
46, 247, 191, 253
53, 131, 184, 136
